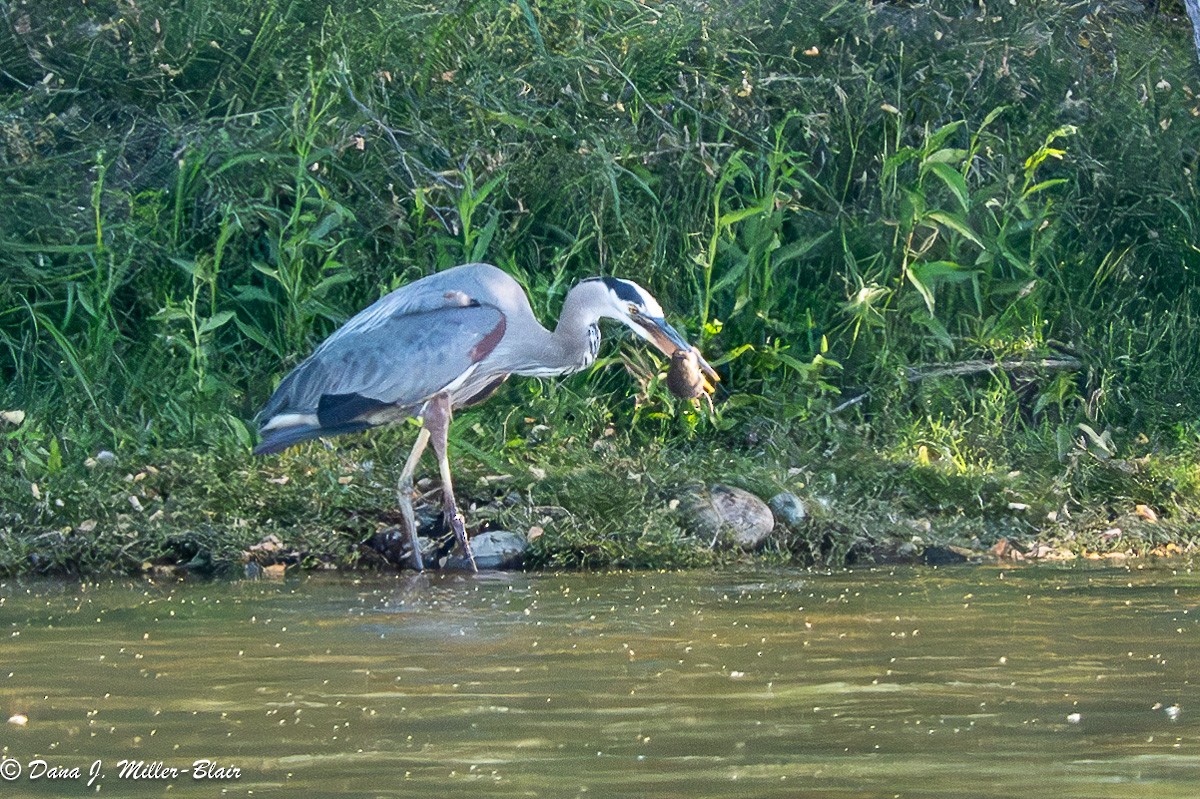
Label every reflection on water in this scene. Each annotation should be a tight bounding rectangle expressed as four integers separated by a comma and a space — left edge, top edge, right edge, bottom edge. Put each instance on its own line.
2, 564, 1198, 797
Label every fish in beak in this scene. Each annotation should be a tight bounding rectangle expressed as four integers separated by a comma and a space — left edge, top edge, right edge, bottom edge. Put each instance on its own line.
636, 314, 720, 397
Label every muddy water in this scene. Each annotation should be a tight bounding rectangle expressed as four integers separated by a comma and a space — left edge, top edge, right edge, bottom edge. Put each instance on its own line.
1, 565, 1198, 797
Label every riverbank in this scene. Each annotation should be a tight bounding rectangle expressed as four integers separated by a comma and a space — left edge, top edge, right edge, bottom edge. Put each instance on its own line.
4, 411, 1197, 577
3, 1, 1199, 576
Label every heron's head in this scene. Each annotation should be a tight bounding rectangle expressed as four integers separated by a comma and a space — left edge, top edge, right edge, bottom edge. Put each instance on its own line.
587, 277, 718, 381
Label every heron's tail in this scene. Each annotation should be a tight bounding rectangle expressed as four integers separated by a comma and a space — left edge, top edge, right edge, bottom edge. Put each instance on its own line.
253, 421, 370, 455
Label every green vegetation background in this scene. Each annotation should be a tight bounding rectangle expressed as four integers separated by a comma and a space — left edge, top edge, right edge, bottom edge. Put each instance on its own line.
2, 0, 1199, 575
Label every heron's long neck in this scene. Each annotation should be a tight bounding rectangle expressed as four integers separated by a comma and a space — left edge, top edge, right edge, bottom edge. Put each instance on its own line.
518, 282, 605, 377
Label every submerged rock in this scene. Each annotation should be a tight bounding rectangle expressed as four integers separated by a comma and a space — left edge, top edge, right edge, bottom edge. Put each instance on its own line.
444, 530, 528, 571
680, 484, 774, 550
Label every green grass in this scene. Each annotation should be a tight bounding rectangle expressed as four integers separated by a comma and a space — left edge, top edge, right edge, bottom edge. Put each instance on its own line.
2, 0, 1200, 576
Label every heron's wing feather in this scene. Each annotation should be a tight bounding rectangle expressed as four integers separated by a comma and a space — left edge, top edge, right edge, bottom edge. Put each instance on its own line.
259, 303, 506, 428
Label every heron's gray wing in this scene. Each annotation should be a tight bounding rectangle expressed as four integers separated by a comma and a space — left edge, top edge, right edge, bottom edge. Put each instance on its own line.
259, 303, 506, 428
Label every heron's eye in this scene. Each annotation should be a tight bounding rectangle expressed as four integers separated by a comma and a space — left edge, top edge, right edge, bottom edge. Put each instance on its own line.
627, 304, 640, 316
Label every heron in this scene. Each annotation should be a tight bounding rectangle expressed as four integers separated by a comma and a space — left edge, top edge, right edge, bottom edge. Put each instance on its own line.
253, 262, 716, 571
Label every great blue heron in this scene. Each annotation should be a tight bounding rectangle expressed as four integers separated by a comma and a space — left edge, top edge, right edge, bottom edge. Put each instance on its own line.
254, 262, 716, 571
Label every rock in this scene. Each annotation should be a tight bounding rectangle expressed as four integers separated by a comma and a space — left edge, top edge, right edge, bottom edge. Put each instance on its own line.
922, 545, 968, 565
680, 484, 774, 551
848, 538, 918, 564
415, 505, 446, 538
991, 538, 1025, 561
444, 530, 527, 571
368, 527, 433, 568
768, 492, 808, 530
245, 562, 287, 580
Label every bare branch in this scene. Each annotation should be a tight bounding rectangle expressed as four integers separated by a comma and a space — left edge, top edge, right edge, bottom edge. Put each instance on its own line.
905, 357, 1082, 382
826, 357, 1083, 416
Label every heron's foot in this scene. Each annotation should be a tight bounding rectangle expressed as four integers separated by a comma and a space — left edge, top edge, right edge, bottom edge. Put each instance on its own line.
445, 510, 477, 572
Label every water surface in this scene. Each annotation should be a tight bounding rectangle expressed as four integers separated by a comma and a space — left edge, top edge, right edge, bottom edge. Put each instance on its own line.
2, 564, 1198, 797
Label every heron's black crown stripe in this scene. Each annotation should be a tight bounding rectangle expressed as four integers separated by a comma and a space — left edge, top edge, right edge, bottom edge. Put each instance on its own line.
592, 277, 642, 305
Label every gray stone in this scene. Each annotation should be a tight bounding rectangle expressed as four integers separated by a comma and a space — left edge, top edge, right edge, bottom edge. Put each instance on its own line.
444, 530, 528, 570
680, 484, 774, 551
768, 492, 808, 530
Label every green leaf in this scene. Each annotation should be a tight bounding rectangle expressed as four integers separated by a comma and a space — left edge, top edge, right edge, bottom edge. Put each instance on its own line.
1055, 424, 1074, 463
905, 265, 934, 315
907, 260, 978, 315
152, 306, 191, 322
925, 211, 984, 248
913, 260, 977, 283
711, 243, 749, 295
910, 310, 954, 350
170, 257, 198, 276
210, 152, 289, 177
232, 285, 277, 304
251, 261, 280, 281
1022, 178, 1067, 199
772, 351, 812, 373
199, 310, 235, 334
883, 146, 921, 179
47, 437, 62, 473
308, 212, 343, 243
923, 161, 970, 213
718, 194, 773, 229
472, 173, 506, 207
514, 0, 547, 55
470, 210, 500, 263
311, 270, 355, 295
772, 231, 831, 265
224, 414, 254, 451
612, 162, 659, 204
979, 105, 1008, 130
483, 111, 557, 136
925, 120, 965, 152
233, 316, 280, 356
923, 148, 968, 165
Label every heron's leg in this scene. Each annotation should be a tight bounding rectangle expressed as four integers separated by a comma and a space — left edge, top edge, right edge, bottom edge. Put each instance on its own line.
396, 426, 431, 570
425, 393, 477, 572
